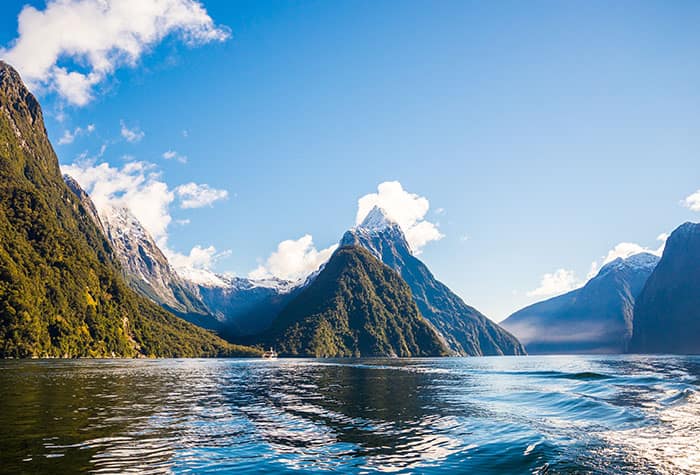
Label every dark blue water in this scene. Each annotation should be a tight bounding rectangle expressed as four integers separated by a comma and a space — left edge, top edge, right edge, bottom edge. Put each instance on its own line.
0, 356, 698, 474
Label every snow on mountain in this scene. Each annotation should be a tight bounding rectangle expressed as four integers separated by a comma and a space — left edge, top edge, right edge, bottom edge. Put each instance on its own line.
598, 252, 659, 276
174, 266, 228, 288
358, 205, 396, 232
96, 203, 211, 317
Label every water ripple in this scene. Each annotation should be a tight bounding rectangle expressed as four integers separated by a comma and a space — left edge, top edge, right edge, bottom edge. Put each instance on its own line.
1, 355, 699, 474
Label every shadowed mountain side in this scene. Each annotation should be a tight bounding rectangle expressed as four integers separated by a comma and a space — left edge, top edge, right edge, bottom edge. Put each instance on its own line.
629, 223, 700, 354
502, 253, 659, 354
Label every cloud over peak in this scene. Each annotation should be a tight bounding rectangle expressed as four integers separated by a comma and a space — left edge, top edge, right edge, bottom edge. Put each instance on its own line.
526, 268, 579, 298
1, 0, 230, 105
356, 181, 444, 254
62, 159, 173, 244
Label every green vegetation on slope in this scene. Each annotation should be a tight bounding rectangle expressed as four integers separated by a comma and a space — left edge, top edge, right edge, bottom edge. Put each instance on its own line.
264, 246, 449, 357
0, 61, 259, 358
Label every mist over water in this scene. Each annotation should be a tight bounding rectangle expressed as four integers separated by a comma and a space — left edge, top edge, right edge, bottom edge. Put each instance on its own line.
1, 356, 698, 474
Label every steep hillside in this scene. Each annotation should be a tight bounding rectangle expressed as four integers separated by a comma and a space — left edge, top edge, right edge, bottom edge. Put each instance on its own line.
0, 61, 257, 357
629, 223, 700, 354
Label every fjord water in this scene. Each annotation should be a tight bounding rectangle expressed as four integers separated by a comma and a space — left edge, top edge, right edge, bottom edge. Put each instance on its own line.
1, 357, 698, 474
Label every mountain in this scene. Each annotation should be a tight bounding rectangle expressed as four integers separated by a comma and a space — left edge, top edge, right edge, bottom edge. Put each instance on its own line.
91, 199, 211, 320
340, 207, 525, 356
629, 223, 700, 354
0, 60, 258, 357
188, 272, 301, 338
501, 253, 659, 354
263, 245, 449, 357
60, 180, 298, 337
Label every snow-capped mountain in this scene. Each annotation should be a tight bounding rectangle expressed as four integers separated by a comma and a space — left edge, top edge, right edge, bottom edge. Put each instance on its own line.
501, 252, 660, 354
178, 269, 304, 337
63, 174, 312, 338
64, 175, 212, 320
340, 206, 526, 356
98, 204, 212, 317
261, 245, 450, 357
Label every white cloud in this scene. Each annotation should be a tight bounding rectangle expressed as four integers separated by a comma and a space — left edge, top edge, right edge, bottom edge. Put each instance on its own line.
120, 120, 144, 143
249, 235, 338, 282
163, 149, 187, 163
682, 190, 700, 212
57, 123, 95, 145
527, 268, 580, 299
168, 244, 230, 272
356, 181, 444, 254
1, 0, 230, 105
58, 130, 74, 145
175, 182, 228, 209
62, 159, 173, 244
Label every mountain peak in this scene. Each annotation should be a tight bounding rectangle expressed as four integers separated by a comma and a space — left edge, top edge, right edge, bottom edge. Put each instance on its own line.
0, 60, 44, 136
100, 204, 150, 241
598, 252, 659, 276
0, 61, 21, 86
358, 206, 396, 231
674, 221, 700, 237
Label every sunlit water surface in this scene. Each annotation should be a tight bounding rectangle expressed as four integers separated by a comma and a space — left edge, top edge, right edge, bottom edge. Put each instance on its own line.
1, 356, 699, 474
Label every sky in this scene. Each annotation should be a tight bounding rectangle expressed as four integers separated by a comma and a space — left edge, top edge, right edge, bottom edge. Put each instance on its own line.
1, 0, 699, 322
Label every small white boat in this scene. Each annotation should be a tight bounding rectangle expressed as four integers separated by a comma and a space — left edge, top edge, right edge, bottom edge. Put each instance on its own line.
262, 348, 278, 359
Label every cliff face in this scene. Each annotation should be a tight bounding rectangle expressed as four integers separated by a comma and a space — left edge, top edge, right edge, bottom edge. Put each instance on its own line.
629, 223, 700, 354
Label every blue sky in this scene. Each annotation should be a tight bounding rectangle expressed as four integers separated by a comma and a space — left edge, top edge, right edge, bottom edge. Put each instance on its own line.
1, 0, 699, 321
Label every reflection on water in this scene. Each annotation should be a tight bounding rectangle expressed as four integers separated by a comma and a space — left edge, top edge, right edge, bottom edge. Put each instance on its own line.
0, 356, 698, 474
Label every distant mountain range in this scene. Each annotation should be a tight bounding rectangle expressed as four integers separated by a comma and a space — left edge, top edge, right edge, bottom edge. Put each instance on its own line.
501, 253, 659, 354
179, 205, 524, 356
629, 222, 700, 354
503, 220, 700, 355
